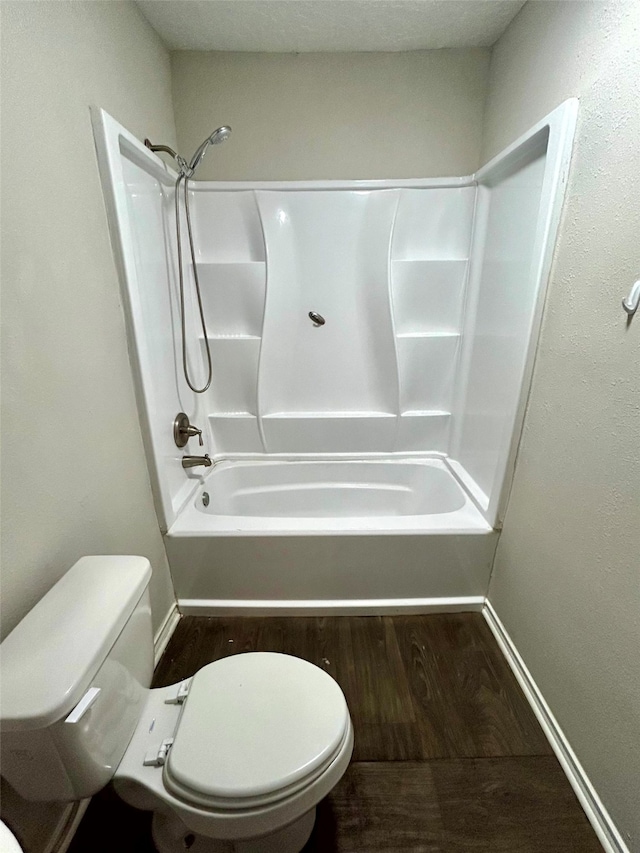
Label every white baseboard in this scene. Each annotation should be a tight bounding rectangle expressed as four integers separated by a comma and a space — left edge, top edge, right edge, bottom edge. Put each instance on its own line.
153, 602, 181, 666
483, 601, 629, 853
49, 799, 90, 853
178, 596, 485, 616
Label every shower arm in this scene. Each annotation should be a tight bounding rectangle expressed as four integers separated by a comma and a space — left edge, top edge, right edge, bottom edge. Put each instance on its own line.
144, 139, 177, 158
144, 139, 192, 177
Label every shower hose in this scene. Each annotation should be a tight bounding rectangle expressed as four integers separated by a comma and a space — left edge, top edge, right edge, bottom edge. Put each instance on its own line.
175, 173, 212, 394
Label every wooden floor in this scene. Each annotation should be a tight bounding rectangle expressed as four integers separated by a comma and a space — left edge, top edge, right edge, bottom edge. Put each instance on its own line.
69, 614, 601, 852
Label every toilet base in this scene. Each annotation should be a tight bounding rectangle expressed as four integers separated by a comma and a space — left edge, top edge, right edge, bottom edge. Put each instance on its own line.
152, 807, 316, 853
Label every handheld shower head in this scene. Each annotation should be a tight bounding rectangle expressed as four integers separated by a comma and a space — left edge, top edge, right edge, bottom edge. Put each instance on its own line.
210, 126, 232, 145
187, 125, 232, 173
144, 125, 231, 178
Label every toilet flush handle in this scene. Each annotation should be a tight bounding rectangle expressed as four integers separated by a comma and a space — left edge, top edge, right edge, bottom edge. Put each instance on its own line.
64, 687, 101, 724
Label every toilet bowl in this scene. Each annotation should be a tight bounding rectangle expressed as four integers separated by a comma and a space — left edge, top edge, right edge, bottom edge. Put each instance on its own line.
0, 557, 353, 853
115, 652, 354, 851
0, 819, 24, 853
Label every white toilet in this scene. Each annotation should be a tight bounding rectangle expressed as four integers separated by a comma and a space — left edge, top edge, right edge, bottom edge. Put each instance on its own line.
0, 557, 353, 852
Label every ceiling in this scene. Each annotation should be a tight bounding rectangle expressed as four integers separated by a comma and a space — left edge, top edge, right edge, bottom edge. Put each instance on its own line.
136, 1, 526, 53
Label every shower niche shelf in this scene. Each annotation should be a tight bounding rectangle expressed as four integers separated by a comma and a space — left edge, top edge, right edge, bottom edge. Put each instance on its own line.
396, 332, 460, 339
401, 409, 450, 416
398, 411, 451, 452
208, 413, 262, 453
391, 188, 476, 261
209, 334, 261, 341
190, 190, 265, 263
196, 260, 266, 267
209, 411, 256, 416
391, 259, 467, 335
261, 411, 397, 419
197, 261, 266, 338
396, 334, 459, 413
201, 336, 260, 415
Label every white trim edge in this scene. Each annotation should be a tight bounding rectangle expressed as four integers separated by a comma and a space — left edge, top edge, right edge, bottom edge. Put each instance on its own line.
42, 797, 90, 853
192, 176, 474, 191
153, 603, 181, 667
178, 596, 485, 616
483, 601, 629, 853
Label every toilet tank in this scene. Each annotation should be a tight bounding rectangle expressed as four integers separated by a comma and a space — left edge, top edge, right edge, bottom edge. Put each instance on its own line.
0, 556, 154, 802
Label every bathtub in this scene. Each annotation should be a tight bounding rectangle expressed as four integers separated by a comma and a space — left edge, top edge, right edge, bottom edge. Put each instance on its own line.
170, 458, 486, 533
165, 458, 498, 613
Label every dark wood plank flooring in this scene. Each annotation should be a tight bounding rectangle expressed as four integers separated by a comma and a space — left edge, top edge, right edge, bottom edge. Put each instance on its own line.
69, 614, 601, 852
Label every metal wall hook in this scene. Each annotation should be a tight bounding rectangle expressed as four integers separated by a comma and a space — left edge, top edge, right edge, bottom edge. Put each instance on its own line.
622, 280, 640, 317
309, 311, 325, 327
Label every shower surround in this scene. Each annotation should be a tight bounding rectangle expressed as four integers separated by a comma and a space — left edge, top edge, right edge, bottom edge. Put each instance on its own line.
93, 101, 577, 613
196, 184, 473, 455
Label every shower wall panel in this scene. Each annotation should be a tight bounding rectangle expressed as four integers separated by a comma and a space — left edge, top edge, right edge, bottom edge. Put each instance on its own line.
256, 190, 400, 452
450, 102, 578, 527
121, 155, 206, 526
452, 145, 547, 505
93, 116, 212, 530
191, 185, 475, 455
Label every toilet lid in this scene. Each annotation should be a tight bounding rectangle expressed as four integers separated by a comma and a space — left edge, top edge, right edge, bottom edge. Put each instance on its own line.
164, 653, 349, 808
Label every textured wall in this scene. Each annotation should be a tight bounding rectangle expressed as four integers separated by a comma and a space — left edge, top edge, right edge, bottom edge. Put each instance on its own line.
483, 3, 640, 848
0, 1, 177, 640
171, 50, 490, 180
139, 0, 526, 52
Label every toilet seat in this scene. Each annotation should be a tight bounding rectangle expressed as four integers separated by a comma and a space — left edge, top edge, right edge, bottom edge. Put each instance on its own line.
163, 653, 350, 811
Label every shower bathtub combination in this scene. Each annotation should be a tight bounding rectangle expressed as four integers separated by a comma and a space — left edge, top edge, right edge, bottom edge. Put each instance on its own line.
93, 101, 577, 614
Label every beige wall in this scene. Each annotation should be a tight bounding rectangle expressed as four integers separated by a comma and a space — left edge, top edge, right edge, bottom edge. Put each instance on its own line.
0, 4, 179, 847
171, 49, 490, 180
483, 2, 640, 848
0, 1, 177, 640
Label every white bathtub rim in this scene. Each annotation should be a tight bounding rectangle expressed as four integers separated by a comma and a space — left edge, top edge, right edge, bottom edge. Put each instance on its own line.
167, 511, 492, 537
167, 495, 492, 535
205, 451, 449, 463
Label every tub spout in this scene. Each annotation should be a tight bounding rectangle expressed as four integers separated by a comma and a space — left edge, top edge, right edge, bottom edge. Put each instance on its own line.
182, 454, 212, 469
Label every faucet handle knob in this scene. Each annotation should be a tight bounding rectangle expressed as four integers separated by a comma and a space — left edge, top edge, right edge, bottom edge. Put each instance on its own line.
174, 413, 204, 448
184, 425, 203, 445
